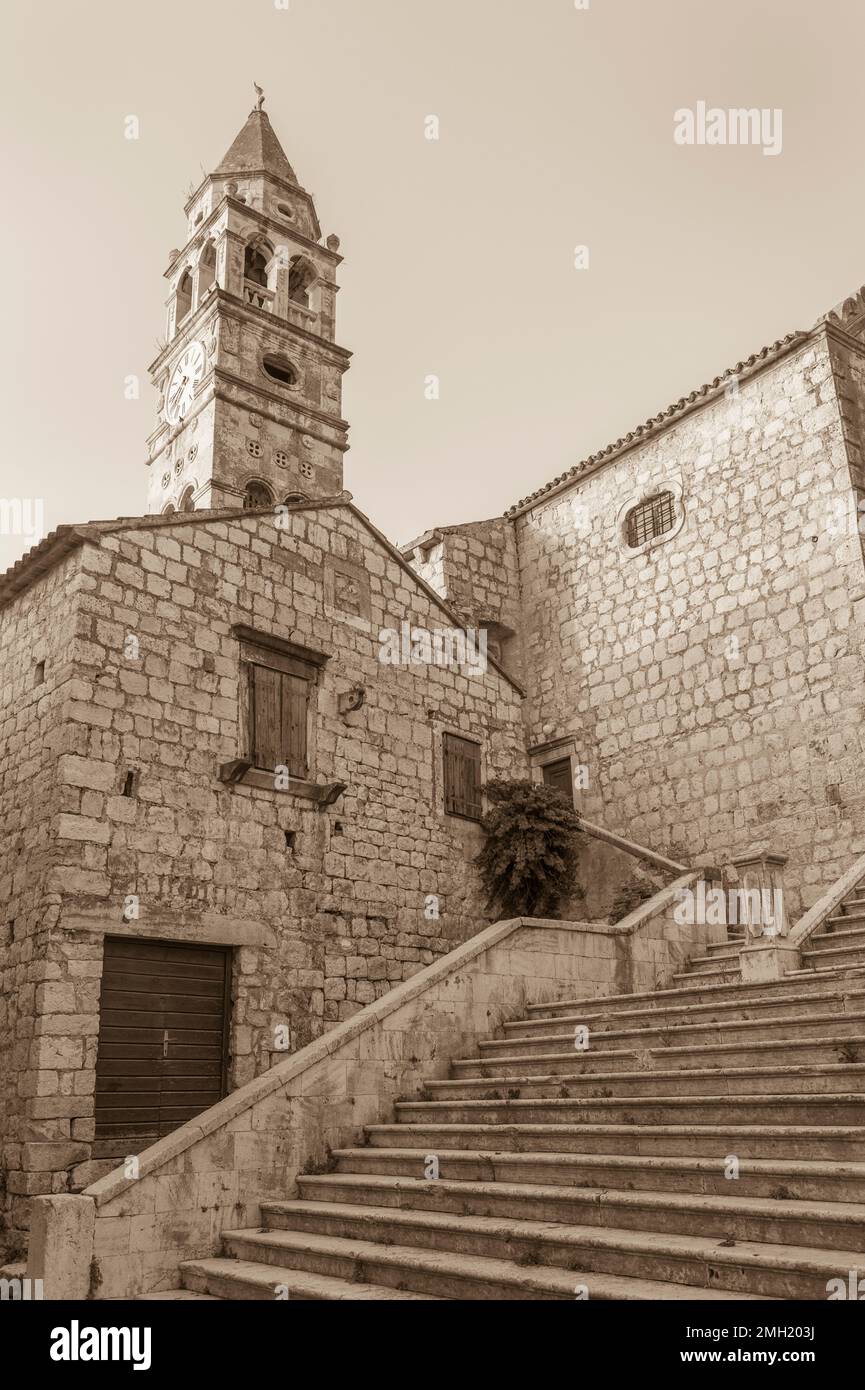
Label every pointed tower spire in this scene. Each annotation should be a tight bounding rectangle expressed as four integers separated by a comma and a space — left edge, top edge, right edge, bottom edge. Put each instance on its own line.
214, 100, 300, 187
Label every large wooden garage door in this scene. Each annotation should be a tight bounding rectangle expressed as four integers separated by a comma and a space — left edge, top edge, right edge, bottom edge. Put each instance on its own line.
94, 938, 231, 1158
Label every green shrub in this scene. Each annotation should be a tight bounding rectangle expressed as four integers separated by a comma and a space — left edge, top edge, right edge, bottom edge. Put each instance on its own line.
475, 779, 583, 919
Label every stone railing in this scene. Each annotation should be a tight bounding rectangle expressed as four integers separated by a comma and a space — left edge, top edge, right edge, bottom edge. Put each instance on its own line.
789, 848, 865, 950
577, 816, 688, 876
243, 280, 275, 311
28, 873, 716, 1301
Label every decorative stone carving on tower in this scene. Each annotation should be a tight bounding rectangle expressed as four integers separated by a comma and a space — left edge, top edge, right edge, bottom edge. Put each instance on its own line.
144, 95, 351, 514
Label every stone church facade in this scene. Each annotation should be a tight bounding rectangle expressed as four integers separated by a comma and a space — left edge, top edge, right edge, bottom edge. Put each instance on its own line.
3, 101, 865, 1259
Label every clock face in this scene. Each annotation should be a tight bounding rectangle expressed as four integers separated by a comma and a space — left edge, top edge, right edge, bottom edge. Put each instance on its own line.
164, 341, 205, 425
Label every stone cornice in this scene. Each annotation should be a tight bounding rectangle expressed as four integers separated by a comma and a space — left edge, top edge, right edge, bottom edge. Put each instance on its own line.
166, 196, 340, 280
143, 362, 351, 462
211, 366, 349, 436
182, 170, 324, 237
147, 288, 351, 376
821, 318, 865, 360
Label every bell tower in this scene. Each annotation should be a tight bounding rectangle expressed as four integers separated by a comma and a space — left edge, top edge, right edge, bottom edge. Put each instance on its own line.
145, 91, 351, 514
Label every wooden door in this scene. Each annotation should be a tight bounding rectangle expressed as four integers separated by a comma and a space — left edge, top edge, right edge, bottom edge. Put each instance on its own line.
94, 938, 231, 1158
542, 757, 575, 807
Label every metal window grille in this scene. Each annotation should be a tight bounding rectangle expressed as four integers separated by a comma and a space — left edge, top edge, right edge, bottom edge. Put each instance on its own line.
625, 491, 675, 548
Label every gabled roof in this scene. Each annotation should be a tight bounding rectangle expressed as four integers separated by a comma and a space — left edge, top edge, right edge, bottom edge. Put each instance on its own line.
214, 108, 300, 187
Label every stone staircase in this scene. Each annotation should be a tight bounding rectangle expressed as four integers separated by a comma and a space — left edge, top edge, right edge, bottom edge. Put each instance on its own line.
673, 875, 865, 988
176, 910, 865, 1301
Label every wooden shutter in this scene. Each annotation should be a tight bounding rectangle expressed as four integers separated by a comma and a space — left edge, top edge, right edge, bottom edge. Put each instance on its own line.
94, 938, 230, 1159
282, 673, 309, 779
249, 662, 309, 776
250, 665, 282, 770
542, 757, 574, 806
443, 733, 482, 820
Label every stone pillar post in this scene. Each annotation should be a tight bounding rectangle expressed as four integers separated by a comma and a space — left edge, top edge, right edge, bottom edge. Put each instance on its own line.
730, 850, 789, 939
732, 849, 801, 981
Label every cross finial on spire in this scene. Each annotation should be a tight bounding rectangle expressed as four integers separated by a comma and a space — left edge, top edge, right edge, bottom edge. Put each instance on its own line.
253, 82, 265, 111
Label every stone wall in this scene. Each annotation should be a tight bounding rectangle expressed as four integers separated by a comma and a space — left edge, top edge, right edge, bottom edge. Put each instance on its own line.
0, 546, 91, 1255
405, 519, 525, 685
0, 501, 527, 1254
514, 330, 865, 920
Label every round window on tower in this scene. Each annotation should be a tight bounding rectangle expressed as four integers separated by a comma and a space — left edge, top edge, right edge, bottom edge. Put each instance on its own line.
261, 354, 298, 387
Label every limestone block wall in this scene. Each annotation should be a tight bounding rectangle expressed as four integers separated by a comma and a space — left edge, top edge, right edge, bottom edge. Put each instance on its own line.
212, 393, 343, 507
406, 519, 525, 685
0, 546, 93, 1251
0, 502, 527, 1254
514, 331, 865, 921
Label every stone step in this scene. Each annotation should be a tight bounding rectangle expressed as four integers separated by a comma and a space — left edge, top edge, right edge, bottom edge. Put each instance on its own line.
333, 1146, 865, 1203
829, 911, 865, 925
422, 1083, 865, 1121
677, 954, 741, 975
705, 940, 745, 955
811, 926, 865, 949
214, 1229, 762, 1301
672, 965, 741, 985
838, 897, 865, 912
437, 1062, 865, 1097
366, 1121, 865, 1160
526, 972, 857, 1020
786, 963, 865, 982
293, 1174, 865, 1253
181, 1256, 441, 1300
135, 1290, 222, 1301
243, 1202, 859, 1298
494, 1010, 865, 1052
504, 986, 865, 1038
801, 943, 865, 967
458, 1035, 865, 1075
689, 948, 741, 966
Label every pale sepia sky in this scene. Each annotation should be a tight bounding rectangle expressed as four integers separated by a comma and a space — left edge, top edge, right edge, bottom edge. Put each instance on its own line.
2, 0, 864, 573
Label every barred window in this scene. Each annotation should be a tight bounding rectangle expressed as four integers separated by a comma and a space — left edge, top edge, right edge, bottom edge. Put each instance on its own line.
625, 491, 675, 548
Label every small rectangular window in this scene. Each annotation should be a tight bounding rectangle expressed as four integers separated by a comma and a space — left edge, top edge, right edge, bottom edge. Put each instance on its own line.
443, 733, 482, 821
